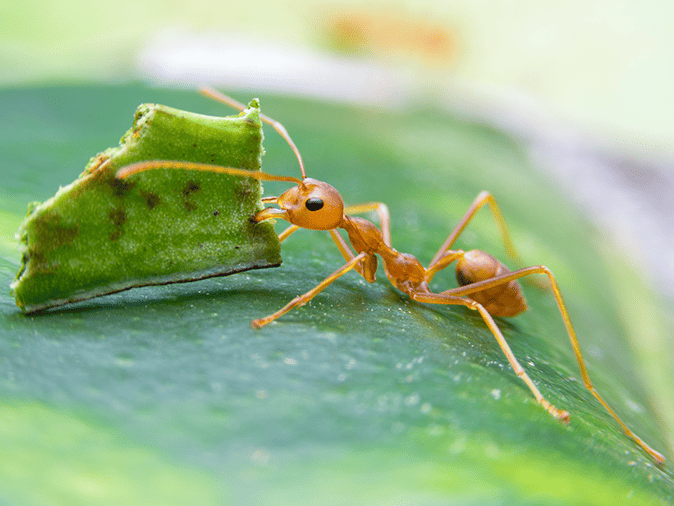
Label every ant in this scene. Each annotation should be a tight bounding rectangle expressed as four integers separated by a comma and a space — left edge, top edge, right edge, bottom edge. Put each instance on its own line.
117, 87, 665, 465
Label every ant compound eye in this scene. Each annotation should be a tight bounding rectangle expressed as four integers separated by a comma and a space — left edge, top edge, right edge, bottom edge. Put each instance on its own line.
305, 197, 324, 211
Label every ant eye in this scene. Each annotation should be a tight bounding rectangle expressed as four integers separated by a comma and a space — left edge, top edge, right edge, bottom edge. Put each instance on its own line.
305, 197, 324, 211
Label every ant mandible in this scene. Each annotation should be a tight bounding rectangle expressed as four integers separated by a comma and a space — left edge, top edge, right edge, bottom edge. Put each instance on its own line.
117, 87, 665, 465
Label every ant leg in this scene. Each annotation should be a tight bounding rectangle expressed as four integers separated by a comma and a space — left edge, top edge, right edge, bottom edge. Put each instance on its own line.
428, 191, 519, 272
251, 252, 368, 328
259, 196, 299, 243
329, 230, 357, 262
411, 290, 570, 422
425, 250, 465, 282
278, 225, 300, 243
329, 230, 377, 280
344, 202, 392, 246
440, 266, 666, 464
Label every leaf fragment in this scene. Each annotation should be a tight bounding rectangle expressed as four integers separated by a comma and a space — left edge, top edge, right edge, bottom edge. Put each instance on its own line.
11, 100, 281, 312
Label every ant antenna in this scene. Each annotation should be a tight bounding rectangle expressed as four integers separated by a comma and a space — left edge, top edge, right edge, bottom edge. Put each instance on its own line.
200, 87, 307, 180
116, 160, 303, 185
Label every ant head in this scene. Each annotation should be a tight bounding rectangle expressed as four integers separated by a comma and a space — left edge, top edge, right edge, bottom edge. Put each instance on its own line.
276, 178, 344, 230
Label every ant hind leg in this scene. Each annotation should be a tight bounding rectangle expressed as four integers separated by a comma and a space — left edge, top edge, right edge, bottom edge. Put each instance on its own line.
439, 265, 666, 464
410, 290, 570, 422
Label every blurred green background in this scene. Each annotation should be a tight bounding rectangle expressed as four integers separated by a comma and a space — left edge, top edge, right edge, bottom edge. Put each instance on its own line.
2, 1, 674, 504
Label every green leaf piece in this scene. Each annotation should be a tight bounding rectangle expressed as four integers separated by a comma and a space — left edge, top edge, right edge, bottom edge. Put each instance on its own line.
10, 100, 281, 312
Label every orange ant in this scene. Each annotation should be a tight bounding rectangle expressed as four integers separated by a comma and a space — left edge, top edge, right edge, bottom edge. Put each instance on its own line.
117, 87, 665, 465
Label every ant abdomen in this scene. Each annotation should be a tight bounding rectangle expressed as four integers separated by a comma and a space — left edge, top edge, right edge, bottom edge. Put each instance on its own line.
455, 250, 527, 317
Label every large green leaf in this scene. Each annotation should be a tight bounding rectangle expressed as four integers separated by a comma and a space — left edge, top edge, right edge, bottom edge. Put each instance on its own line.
1, 85, 672, 505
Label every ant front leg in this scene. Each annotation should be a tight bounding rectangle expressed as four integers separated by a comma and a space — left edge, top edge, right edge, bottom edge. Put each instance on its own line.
259, 196, 300, 243
251, 252, 368, 328
278, 225, 300, 243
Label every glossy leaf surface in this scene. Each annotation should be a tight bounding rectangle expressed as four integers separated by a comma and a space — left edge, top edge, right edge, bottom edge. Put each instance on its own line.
1, 85, 672, 505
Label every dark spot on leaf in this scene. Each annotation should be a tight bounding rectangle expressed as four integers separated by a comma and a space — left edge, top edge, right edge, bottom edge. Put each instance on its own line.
109, 208, 126, 227
213, 210, 220, 217
139, 190, 161, 209
108, 207, 127, 241
181, 180, 201, 212
109, 177, 136, 198
32, 211, 79, 250
181, 181, 201, 197
25, 248, 53, 274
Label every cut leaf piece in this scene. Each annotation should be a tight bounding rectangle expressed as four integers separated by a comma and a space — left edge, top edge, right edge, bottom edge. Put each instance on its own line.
10, 100, 281, 312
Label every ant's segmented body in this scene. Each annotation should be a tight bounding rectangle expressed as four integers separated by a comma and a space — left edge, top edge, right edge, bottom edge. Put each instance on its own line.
117, 88, 665, 465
